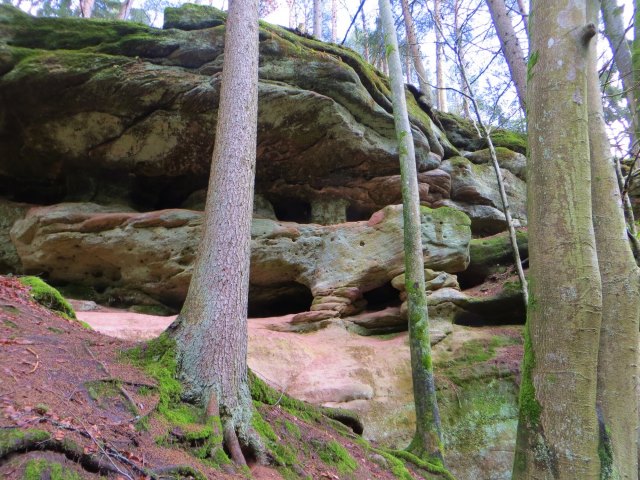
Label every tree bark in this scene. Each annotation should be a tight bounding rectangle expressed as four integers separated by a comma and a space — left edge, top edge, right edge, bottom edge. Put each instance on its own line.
331, 0, 337, 43
587, 2, 640, 479
400, 0, 434, 105
601, 0, 638, 150
313, 0, 322, 38
512, 1, 603, 478
117, 0, 133, 20
80, 0, 95, 18
434, 0, 447, 111
361, 8, 369, 62
485, 0, 527, 114
379, 0, 445, 465
515, 0, 528, 32
453, 0, 470, 118
171, 0, 261, 462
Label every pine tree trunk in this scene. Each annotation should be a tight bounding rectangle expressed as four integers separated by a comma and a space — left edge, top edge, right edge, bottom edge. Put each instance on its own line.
485, 0, 527, 113
587, 2, 640, 478
171, 0, 261, 461
601, 0, 638, 150
434, 0, 447, 111
400, 0, 434, 105
379, 0, 445, 465
512, 1, 603, 478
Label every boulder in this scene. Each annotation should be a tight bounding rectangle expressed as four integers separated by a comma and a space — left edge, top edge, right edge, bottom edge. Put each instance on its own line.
464, 147, 526, 180
10, 203, 471, 309
0, 199, 30, 273
438, 156, 526, 235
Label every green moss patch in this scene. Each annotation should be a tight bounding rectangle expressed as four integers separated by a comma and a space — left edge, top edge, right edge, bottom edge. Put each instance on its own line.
313, 439, 358, 475
19, 276, 75, 319
0, 429, 50, 456
22, 459, 82, 480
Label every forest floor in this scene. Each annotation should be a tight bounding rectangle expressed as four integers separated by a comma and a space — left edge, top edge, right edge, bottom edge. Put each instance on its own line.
0, 276, 452, 480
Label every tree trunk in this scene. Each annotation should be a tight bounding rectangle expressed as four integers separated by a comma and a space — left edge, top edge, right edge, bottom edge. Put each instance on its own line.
361, 8, 369, 62
601, 0, 638, 150
379, 0, 445, 465
512, 1, 603, 478
515, 0, 528, 32
434, 0, 447, 111
587, 2, 640, 478
400, 0, 434, 105
313, 0, 322, 38
117, 0, 133, 20
453, 0, 470, 118
485, 0, 527, 113
80, 0, 95, 18
331, 0, 337, 42
171, 0, 261, 462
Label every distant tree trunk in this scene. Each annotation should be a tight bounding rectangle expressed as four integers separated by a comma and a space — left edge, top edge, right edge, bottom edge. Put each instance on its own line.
434, 0, 447, 111
313, 0, 322, 38
331, 0, 337, 42
453, 0, 470, 118
601, 0, 638, 150
400, 0, 434, 105
587, 2, 640, 478
80, 0, 95, 18
287, 0, 296, 28
379, 0, 445, 465
117, 0, 133, 20
485, 0, 527, 114
515, 0, 528, 32
361, 8, 370, 62
512, 1, 603, 478
170, 0, 262, 464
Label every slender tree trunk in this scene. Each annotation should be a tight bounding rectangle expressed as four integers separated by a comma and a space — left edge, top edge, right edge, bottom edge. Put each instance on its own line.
601, 0, 638, 150
485, 0, 527, 113
453, 0, 470, 118
587, 2, 640, 479
379, 0, 445, 465
400, 0, 434, 104
512, 2, 603, 478
80, 0, 95, 18
331, 0, 337, 42
117, 0, 133, 20
287, 0, 296, 28
171, 0, 262, 463
515, 0, 528, 32
434, 0, 447, 111
313, 0, 322, 38
361, 8, 370, 62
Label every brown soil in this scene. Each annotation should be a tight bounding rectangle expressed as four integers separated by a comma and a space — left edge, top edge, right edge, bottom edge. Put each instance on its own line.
0, 277, 436, 480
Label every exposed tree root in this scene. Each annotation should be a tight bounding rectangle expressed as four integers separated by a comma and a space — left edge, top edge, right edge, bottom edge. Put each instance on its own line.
384, 448, 457, 480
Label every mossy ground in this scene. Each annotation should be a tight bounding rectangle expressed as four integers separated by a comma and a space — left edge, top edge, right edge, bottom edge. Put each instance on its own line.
19, 276, 76, 319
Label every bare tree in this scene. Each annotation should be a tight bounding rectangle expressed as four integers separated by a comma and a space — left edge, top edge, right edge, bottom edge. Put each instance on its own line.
434, 0, 448, 111
400, 0, 434, 104
485, 0, 527, 113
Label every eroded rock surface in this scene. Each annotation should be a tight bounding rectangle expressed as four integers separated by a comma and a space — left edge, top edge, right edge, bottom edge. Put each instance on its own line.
11, 203, 471, 311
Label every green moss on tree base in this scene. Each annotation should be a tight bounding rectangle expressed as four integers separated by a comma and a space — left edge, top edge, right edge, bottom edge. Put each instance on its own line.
19, 276, 76, 319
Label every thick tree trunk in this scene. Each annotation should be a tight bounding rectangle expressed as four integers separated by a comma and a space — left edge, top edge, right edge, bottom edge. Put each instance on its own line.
485, 0, 527, 113
379, 0, 445, 465
313, 0, 322, 38
400, 0, 434, 105
601, 0, 638, 150
171, 0, 261, 462
512, 2, 603, 479
587, 2, 640, 479
434, 0, 447, 111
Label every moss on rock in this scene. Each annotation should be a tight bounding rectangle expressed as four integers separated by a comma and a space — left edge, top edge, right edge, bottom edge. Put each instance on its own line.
22, 459, 82, 480
19, 276, 75, 319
